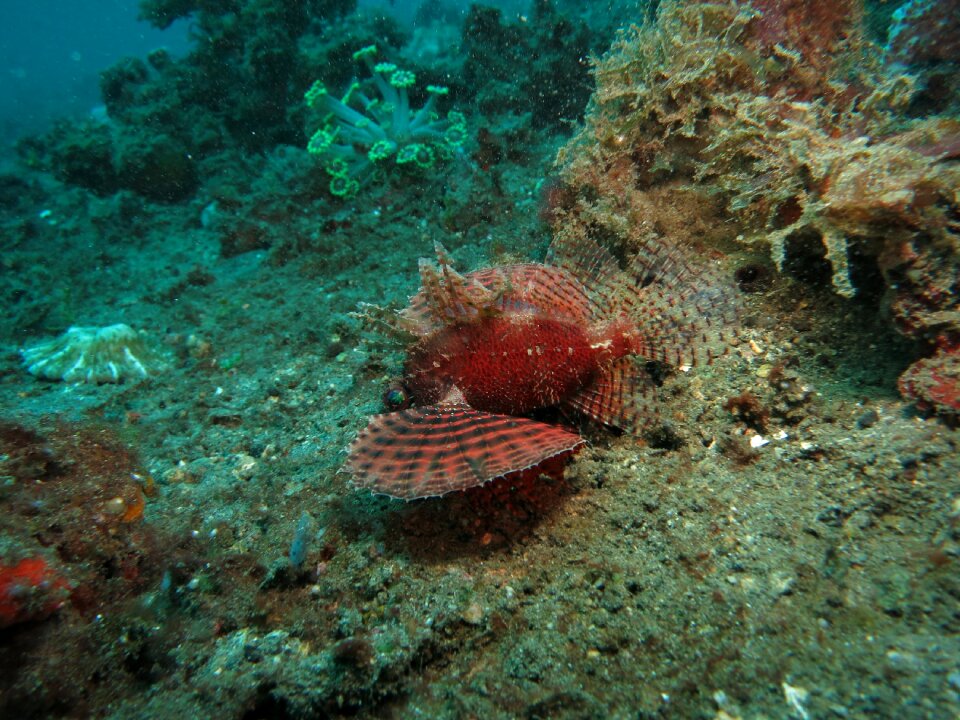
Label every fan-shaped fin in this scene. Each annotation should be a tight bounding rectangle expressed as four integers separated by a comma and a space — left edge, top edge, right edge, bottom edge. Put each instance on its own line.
550, 231, 738, 367
546, 232, 628, 319
564, 357, 659, 433
347, 392, 585, 500
620, 235, 739, 367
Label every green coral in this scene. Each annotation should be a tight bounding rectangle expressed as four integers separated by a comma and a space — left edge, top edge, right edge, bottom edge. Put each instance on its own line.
304, 45, 467, 198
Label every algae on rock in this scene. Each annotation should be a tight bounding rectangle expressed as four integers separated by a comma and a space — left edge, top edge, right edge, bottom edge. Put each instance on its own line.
556, 0, 960, 300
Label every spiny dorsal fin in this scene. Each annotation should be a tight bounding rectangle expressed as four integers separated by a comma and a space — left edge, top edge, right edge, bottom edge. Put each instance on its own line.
473, 264, 595, 324
399, 242, 507, 334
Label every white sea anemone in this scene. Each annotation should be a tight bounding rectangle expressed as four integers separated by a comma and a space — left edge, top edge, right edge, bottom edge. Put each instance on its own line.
21, 324, 166, 384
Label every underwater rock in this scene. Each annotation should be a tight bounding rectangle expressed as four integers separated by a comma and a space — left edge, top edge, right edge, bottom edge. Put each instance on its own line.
100, 57, 150, 119
44, 120, 120, 196
887, 0, 960, 65
117, 135, 198, 203
137, 0, 199, 30
899, 344, 960, 418
21, 323, 166, 384
553, 0, 960, 423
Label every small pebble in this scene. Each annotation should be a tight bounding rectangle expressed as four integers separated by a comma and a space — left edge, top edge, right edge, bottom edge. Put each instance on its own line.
856, 409, 879, 429
104, 497, 126, 515
769, 570, 796, 596
461, 602, 484, 625
885, 649, 921, 672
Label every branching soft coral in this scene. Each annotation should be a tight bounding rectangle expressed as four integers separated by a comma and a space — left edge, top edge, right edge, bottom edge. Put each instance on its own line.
304, 45, 467, 197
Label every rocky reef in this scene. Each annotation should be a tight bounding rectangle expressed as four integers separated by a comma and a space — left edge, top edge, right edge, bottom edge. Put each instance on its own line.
555, 0, 960, 417
1, 2, 959, 719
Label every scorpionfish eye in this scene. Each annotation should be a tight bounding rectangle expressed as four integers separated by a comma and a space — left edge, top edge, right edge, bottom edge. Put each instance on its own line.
383, 383, 411, 411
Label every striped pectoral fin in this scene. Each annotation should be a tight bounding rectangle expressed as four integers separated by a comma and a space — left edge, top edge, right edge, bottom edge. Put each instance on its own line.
623, 238, 740, 368
564, 357, 660, 433
346, 397, 585, 500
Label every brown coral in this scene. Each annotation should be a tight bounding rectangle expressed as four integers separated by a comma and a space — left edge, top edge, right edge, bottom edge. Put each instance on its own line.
558, 0, 959, 296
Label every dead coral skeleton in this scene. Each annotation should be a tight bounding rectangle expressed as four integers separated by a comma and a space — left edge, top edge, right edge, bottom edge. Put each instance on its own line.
21, 324, 166, 384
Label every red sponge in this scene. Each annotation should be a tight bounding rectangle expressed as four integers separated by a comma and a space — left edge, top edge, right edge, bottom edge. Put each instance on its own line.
0, 557, 71, 629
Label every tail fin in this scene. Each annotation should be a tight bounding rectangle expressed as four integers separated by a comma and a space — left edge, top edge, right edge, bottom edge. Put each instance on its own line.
563, 357, 659, 432
622, 234, 738, 367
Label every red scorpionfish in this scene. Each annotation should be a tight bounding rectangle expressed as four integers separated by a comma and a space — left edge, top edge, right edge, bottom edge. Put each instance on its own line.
346, 233, 737, 500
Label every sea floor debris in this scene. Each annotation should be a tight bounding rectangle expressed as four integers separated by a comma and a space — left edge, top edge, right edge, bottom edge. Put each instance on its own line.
21, 324, 165, 384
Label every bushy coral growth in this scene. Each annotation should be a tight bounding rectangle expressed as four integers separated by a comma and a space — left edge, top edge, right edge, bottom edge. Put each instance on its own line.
559, 0, 959, 296
700, 107, 960, 298
554, 0, 960, 415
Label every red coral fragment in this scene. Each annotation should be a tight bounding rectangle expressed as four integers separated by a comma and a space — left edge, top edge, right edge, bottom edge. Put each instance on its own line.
899, 343, 960, 417
0, 557, 71, 629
